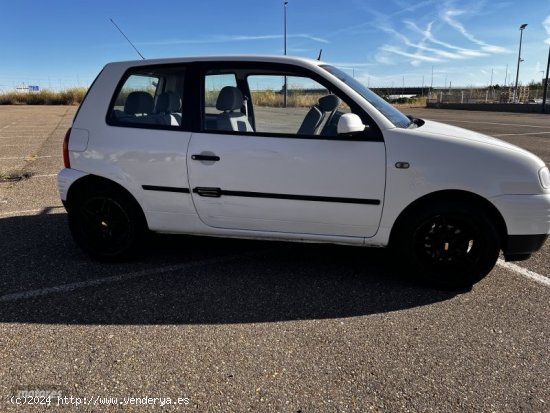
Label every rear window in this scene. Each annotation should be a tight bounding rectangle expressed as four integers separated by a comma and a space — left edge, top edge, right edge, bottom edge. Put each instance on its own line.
108, 66, 186, 129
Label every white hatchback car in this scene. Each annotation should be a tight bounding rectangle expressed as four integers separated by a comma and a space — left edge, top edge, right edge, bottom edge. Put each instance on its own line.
58, 55, 550, 289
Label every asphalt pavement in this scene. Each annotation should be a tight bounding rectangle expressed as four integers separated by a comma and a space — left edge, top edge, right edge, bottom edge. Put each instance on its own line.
0, 106, 548, 412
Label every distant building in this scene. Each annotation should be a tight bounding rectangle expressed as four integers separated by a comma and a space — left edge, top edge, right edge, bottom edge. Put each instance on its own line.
14, 84, 40, 93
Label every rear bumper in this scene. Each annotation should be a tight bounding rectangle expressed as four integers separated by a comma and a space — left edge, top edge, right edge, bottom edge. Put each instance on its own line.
57, 168, 89, 202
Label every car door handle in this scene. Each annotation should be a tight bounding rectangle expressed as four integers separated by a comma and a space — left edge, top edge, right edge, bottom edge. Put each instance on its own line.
193, 187, 222, 198
191, 154, 220, 161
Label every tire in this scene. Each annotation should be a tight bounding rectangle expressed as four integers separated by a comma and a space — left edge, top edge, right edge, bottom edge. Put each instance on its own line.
392, 201, 501, 290
68, 185, 147, 261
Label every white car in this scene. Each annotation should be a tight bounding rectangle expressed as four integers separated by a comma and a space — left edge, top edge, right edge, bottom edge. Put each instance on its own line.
58, 55, 550, 289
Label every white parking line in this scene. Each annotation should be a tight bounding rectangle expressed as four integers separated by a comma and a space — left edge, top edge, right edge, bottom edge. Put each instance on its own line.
0, 143, 43, 146
0, 207, 64, 217
0, 155, 55, 160
0, 136, 46, 139
493, 131, 550, 137
496, 259, 550, 287
437, 120, 550, 129
31, 173, 57, 178
0, 210, 547, 291
0, 251, 270, 303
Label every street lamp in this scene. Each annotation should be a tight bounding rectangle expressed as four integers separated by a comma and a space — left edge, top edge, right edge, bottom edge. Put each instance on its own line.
513, 23, 527, 103
284, 1, 288, 56
283, 1, 288, 107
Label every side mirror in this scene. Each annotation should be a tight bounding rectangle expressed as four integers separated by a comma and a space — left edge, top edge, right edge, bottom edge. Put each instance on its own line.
337, 113, 367, 136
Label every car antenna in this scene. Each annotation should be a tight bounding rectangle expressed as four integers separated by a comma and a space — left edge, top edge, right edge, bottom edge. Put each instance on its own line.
109, 18, 145, 60
317, 49, 323, 61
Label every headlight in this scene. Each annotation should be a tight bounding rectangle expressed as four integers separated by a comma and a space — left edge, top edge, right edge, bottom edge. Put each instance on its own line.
539, 166, 550, 189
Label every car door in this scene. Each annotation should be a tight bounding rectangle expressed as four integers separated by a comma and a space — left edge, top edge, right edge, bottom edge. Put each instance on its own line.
187, 65, 386, 238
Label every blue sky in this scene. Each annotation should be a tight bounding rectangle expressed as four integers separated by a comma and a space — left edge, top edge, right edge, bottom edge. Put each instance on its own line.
1, 0, 550, 90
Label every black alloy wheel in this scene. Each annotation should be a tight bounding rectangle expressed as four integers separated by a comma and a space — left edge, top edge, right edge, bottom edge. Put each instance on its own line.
68, 186, 146, 260
393, 201, 501, 290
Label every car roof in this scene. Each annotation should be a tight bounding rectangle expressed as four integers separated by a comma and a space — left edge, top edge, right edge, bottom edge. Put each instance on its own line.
106, 55, 325, 69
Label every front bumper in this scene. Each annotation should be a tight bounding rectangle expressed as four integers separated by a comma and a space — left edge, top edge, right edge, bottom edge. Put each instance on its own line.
490, 193, 550, 261
504, 234, 548, 261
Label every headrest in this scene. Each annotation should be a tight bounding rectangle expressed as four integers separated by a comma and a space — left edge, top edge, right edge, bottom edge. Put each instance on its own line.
216, 86, 244, 111
156, 92, 182, 113
125, 91, 154, 115
318, 94, 341, 112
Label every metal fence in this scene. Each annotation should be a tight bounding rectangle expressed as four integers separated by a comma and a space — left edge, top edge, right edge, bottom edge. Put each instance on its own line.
426, 86, 548, 105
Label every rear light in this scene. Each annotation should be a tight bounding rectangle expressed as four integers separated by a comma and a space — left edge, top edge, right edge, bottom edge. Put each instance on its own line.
63, 128, 71, 168
539, 166, 550, 189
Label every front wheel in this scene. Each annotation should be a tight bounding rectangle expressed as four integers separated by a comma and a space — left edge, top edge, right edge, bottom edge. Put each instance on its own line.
392, 202, 501, 290
68, 185, 147, 261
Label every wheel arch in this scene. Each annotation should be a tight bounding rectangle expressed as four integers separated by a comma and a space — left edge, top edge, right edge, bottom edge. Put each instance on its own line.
389, 189, 508, 248
65, 174, 149, 229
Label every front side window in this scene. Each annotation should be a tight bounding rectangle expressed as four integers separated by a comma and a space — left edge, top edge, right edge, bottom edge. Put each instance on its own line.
204, 73, 241, 130
248, 75, 350, 136
202, 68, 356, 138
321, 65, 412, 128
109, 66, 185, 128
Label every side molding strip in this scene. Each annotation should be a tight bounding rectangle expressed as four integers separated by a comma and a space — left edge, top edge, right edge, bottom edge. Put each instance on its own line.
142, 185, 190, 193
193, 187, 380, 205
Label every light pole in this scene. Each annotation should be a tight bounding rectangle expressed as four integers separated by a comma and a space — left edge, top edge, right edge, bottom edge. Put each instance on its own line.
489, 68, 494, 101
283, 1, 288, 108
513, 23, 527, 103
284, 1, 288, 56
542, 46, 550, 113
427, 66, 434, 100
504, 64, 508, 86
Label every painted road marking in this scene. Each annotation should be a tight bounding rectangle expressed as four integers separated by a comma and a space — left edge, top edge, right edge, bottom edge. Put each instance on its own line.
0, 143, 47, 147
0, 208, 64, 217
0, 251, 273, 303
0, 209, 547, 291
496, 259, 550, 287
436, 120, 550, 129
0, 136, 47, 139
31, 173, 58, 178
0, 255, 545, 303
493, 131, 550, 137
0, 155, 55, 160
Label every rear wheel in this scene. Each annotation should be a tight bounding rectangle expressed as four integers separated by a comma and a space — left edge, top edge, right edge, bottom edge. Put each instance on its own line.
392, 201, 501, 290
68, 185, 147, 260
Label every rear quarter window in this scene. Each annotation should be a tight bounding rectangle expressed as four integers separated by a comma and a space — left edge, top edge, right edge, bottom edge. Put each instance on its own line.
108, 66, 186, 129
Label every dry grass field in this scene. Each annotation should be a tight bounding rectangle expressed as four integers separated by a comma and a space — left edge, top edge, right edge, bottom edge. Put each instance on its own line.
0, 88, 86, 105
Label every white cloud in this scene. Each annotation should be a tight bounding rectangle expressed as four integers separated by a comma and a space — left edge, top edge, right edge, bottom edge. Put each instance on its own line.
373, 1, 510, 68
342, 0, 510, 71
405, 21, 489, 58
440, 3, 510, 54
381, 45, 443, 62
136, 34, 329, 46
480, 45, 508, 54
328, 62, 377, 68
391, 0, 438, 15
380, 26, 460, 59
544, 15, 550, 45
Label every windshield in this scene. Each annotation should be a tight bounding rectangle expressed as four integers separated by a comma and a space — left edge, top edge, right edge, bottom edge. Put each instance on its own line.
321, 65, 412, 128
